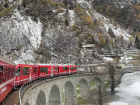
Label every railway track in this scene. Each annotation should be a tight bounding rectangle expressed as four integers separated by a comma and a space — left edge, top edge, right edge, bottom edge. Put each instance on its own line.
2, 89, 20, 105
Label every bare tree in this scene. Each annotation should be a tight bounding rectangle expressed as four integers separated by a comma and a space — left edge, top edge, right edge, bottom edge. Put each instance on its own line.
105, 61, 121, 95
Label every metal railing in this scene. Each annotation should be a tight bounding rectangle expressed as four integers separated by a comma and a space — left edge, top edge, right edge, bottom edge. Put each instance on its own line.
19, 77, 51, 105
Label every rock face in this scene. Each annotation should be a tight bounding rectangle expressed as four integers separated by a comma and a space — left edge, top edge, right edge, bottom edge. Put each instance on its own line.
0, 0, 134, 65
0, 11, 42, 63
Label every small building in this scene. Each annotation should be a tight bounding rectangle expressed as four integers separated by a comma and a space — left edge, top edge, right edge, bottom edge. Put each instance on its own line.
82, 44, 94, 48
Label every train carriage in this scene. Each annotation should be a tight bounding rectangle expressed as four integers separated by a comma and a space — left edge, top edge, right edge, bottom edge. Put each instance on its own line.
58, 65, 77, 75
58, 65, 70, 75
38, 64, 59, 78
70, 65, 77, 74
0, 56, 15, 104
15, 64, 39, 86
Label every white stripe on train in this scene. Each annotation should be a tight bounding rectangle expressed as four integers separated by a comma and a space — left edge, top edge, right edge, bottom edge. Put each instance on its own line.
0, 78, 15, 89
15, 72, 76, 83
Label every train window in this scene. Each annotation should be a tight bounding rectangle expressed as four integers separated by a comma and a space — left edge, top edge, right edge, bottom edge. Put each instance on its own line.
55, 67, 58, 71
3, 67, 6, 82
23, 67, 29, 75
0, 66, 3, 72
16, 67, 21, 77
40, 67, 48, 74
7, 67, 9, 80
11, 68, 13, 78
0, 66, 3, 83
71, 67, 75, 70
9, 68, 12, 79
0, 72, 2, 83
12, 68, 15, 77
33, 67, 38, 74
63, 67, 68, 71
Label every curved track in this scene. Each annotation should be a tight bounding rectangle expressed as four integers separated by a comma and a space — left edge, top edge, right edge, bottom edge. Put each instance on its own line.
2, 89, 19, 105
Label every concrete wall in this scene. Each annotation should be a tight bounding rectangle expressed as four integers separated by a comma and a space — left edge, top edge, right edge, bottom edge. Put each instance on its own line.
22, 74, 107, 105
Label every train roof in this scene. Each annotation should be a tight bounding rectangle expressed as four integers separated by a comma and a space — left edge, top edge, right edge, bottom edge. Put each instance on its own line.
0, 55, 15, 66
38, 63, 75, 65
16, 64, 38, 66
16, 63, 76, 66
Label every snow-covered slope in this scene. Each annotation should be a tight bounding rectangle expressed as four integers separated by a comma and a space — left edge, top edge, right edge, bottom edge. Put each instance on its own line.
0, 0, 134, 64
0, 11, 42, 64
77, 0, 131, 41
92, 11, 131, 41
111, 72, 140, 105
69, 10, 75, 26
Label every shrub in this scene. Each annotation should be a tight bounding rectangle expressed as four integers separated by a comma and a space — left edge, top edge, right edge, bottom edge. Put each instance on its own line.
72, 23, 76, 30
58, 7, 64, 13
74, 5, 84, 16
49, 0, 57, 7
86, 16, 94, 27
0, 6, 14, 17
60, 2, 65, 7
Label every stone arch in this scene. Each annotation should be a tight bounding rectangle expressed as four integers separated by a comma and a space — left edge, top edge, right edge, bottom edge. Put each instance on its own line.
78, 79, 89, 98
64, 81, 74, 105
94, 77, 102, 91
90, 79, 96, 93
25, 102, 29, 105
36, 90, 46, 105
49, 85, 60, 105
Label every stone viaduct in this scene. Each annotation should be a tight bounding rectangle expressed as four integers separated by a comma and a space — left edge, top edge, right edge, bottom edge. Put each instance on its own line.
21, 73, 108, 105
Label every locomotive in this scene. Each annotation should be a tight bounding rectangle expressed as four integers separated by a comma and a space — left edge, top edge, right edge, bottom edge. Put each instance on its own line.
0, 55, 77, 104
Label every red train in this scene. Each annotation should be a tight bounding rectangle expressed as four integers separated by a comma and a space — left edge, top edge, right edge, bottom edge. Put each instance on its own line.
15, 64, 77, 86
0, 55, 77, 104
0, 56, 15, 104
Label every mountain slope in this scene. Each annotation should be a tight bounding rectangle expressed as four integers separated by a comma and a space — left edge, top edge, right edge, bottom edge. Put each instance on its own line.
0, 0, 134, 65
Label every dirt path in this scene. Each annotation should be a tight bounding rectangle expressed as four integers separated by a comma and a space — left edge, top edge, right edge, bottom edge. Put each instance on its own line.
3, 90, 20, 105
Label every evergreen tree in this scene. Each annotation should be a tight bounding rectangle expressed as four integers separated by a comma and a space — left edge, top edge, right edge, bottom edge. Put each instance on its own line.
18, 4, 20, 11
135, 36, 140, 49
26, 9, 30, 15
4, 2, 9, 8
33, 15, 38, 23
65, 18, 69, 26
22, 0, 26, 8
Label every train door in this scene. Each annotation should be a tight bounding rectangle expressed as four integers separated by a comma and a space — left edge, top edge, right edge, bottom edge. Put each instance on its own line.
22, 66, 30, 84
3, 67, 6, 83
15, 67, 21, 85
0, 66, 3, 105
51, 67, 53, 77
69, 66, 70, 74
0, 66, 3, 84
29, 67, 31, 81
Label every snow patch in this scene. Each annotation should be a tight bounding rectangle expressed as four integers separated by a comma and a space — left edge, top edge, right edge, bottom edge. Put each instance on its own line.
120, 56, 133, 63
69, 10, 75, 26
109, 102, 128, 105
103, 57, 113, 61
77, 0, 92, 8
